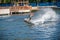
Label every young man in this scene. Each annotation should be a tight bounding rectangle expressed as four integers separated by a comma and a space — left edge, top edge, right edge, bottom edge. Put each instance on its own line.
28, 13, 34, 21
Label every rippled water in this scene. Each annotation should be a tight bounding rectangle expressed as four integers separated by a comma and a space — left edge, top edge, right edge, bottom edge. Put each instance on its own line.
0, 8, 60, 40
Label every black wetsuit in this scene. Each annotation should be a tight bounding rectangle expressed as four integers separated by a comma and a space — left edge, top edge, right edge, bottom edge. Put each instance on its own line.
28, 15, 32, 21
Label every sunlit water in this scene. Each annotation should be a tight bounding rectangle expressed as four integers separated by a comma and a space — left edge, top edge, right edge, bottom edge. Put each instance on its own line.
0, 8, 60, 40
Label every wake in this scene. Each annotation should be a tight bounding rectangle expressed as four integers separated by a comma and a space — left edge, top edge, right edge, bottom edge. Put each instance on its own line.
31, 7, 58, 26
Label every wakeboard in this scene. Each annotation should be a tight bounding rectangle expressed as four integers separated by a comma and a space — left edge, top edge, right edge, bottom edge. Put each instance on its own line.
24, 18, 34, 25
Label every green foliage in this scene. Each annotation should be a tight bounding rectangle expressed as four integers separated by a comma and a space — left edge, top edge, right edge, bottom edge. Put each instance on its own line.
6, 0, 11, 3
45, 0, 49, 2
0, 0, 56, 3
29, 0, 36, 3
1, 0, 11, 3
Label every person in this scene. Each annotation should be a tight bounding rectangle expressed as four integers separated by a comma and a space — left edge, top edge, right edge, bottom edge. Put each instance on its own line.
28, 13, 34, 21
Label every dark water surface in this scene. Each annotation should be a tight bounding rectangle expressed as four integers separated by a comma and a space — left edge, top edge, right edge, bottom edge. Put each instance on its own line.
0, 8, 60, 40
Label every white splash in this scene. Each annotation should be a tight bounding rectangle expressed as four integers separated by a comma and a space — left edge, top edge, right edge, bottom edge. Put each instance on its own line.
31, 8, 58, 26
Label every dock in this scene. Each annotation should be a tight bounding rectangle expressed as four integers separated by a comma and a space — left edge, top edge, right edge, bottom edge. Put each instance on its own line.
0, 6, 32, 15
0, 5, 40, 15
0, 6, 57, 15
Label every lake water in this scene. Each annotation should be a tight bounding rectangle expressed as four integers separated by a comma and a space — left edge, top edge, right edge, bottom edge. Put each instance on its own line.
0, 8, 60, 40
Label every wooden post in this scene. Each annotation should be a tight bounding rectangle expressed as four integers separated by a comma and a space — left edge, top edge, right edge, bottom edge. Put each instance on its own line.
10, 11, 12, 15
